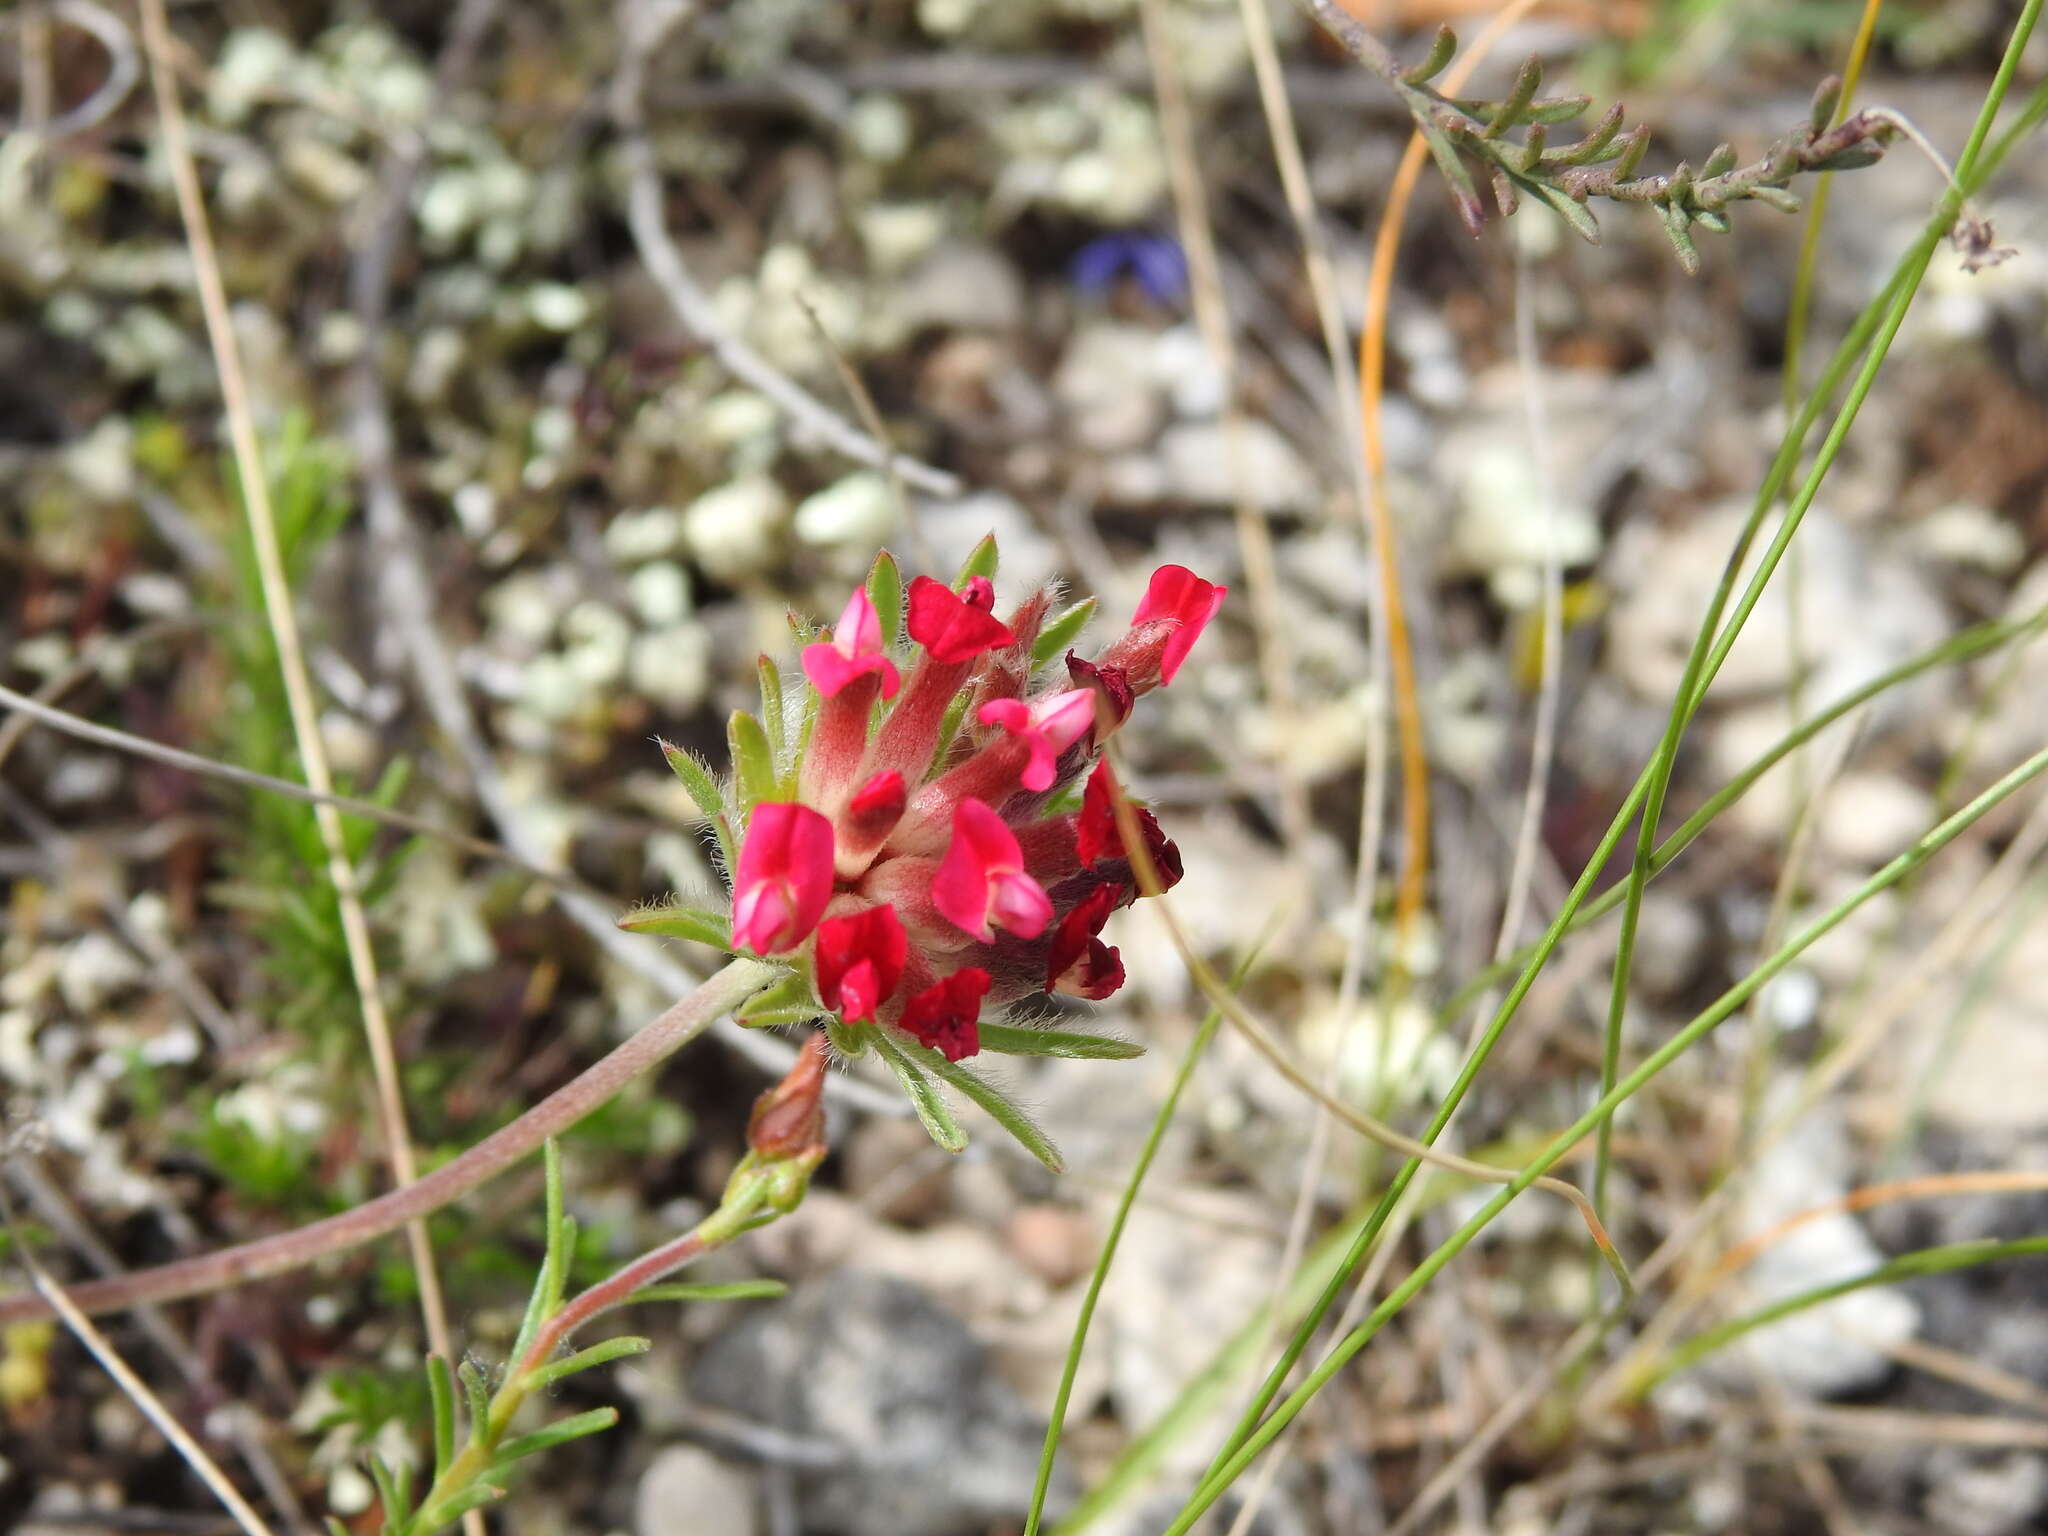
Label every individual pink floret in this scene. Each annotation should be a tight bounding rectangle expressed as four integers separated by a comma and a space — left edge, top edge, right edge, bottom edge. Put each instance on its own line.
731, 802, 836, 954
801, 587, 901, 700
931, 799, 1052, 943
905, 575, 1014, 663
976, 689, 1096, 792
1132, 565, 1228, 685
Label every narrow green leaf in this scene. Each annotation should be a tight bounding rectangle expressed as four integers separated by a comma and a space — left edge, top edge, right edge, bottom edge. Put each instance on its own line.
457, 1360, 492, 1445
867, 550, 904, 648
1419, 125, 1486, 236
757, 654, 787, 762
492, 1407, 620, 1466
1661, 202, 1702, 275
619, 903, 733, 949
873, 1032, 968, 1152
911, 1041, 1064, 1172
1520, 93, 1592, 125
421, 1481, 506, 1526
728, 710, 780, 809
629, 1278, 789, 1305
524, 1334, 651, 1390
366, 1453, 404, 1525
1399, 24, 1455, 84
1031, 599, 1097, 667
658, 738, 725, 818
956, 532, 1000, 589
737, 971, 818, 1027
927, 688, 975, 778
1529, 177, 1602, 245
978, 1022, 1144, 1060
426, 1355, 456, 1479
327, 1519, 352, 1536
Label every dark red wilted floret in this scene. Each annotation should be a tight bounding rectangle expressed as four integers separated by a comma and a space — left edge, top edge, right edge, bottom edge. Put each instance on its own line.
901, 967, 992, 1061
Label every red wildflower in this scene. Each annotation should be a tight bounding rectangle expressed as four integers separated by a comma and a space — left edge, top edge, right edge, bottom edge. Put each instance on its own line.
802, 586, 900, 699
1065, 653, 1134, 744
1132, 565, 1227, 685
900, 967, 991, 1061
932, 798, 1053, 942
731, 803, 836, 954
1045, 884, 1125, 1000
976, 689, 1096, 792
1076, 761, 1183, 891
813, 904, 907, 1023
905, 575, 1014, 663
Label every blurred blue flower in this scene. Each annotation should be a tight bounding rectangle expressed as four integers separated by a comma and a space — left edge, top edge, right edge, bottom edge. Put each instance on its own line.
1069, 232, 1188, 306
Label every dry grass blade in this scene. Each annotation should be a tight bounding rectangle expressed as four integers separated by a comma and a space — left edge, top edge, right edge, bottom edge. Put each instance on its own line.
1133, 0, 1315, 872
0, 1185, 279, 1536
135, 0, 455, 1368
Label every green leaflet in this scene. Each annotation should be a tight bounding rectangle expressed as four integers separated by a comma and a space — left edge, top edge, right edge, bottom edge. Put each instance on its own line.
867, 549, 904, 648
658, 738, 725, 818
1032, 599, 1097, 668
978, 1021, 1144, 1060
886, 1026, 1065, 1172
873, 1031, 968, 1152
728, 710, 781, 810
736, 971, 821, 1028
956, 532, 999, 588
618, 903, 733, 950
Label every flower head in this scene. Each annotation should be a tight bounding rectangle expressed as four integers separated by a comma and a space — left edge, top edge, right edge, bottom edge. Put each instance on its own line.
632, 547, 1221, 1142
731, 803, 835, 954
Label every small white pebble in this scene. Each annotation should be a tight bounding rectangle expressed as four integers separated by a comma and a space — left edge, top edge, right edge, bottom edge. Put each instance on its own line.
627, 562, 692, 627
795, 471, 899, 548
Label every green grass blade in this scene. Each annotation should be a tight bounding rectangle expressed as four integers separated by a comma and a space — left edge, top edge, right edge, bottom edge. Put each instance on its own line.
1026, 946, 1260, 1535
1170, 739, 2048, 1535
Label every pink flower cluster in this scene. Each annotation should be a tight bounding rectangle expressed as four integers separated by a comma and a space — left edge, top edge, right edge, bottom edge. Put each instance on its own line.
724, 562, 1224, 1061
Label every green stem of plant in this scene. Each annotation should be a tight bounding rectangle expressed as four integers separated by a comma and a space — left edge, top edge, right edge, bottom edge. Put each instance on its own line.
408, 1154, 800, 1535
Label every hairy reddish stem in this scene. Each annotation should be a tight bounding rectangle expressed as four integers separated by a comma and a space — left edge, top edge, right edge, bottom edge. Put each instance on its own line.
0, 957, 771, 1326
